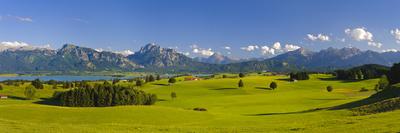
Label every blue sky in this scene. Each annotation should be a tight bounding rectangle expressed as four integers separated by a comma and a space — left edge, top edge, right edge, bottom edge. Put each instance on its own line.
1, 0, 400, 58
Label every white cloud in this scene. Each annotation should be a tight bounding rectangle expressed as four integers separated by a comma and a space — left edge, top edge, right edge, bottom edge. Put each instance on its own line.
367, 42, 382, 48
190, 44, 214, 56
260, 46, 275, 55
391, 28, 400, 44
272, 42, 281, 50
14, 16, 33, 22
114, 50, 134, 56
181, 52, 190, 56
240, 45, 259, 52
0, 41, 51, 51
382, 49, 398, 53
284, 44, 301, 51
307, 34, 330, 41
345, 27, 373, 42
223, 46, 231, 50
192, 48, 214, 56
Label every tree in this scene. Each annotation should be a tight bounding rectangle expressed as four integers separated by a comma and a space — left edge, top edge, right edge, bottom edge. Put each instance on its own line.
222, 75, 228, 78
171, 92, 177, 99
326, 85, 333, 92
31, 78, 44, 89
156, 75, 161, 80
149, 75, 155, 82
0, 84, 3, 90
377, 75, 389, 90
24, 85, 36, 100
269, 82, 277, 90
136, 79, 143, 87
388, 63, 400, 84
238, 79, 244, 88
239, 73, 245, 78
168, 77, 176, 85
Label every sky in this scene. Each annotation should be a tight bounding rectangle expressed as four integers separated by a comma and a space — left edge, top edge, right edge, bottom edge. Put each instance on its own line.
1, 0, 400, 58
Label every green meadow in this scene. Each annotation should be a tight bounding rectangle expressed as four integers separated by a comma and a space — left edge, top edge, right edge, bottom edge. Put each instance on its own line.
1, 74, 400, 132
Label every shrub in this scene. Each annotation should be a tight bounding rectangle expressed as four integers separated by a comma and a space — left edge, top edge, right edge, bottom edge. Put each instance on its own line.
238, 79, 244, 88
24, 85, 36, 100
222, 75, 228, 78
326, 85, 333, 92
0, 84, 3, 90
270, 82, 277, 90
171, 92, 177, 99
193, 107, 207, 111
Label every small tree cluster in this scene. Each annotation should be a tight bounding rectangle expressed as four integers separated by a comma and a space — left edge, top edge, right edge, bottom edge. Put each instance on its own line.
289, 72, 309, 80
31, 79, 44, 89
56, 83, 157, 107
145, 75, 155, 82
239, 73, 245, 78
168, 77, 176, 85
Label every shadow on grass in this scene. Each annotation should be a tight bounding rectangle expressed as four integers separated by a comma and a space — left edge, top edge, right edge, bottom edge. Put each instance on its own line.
7, 95, 27, 100
153, 83, 169, 86
245, 108, 327, 116
330, 87, 400, 110
309, 98, 346, 101
276, 78, 291, 82
254, 87, 273, 90
317, 77, 363, 83
210, 87, 237, 90
157, 98, 168, 101
33, 98, 60, 106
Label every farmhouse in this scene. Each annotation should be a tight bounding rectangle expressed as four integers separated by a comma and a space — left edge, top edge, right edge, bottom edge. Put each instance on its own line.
0, 94, 7, 99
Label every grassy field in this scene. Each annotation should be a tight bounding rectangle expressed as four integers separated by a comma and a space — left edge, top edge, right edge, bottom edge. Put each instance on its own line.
1, 74, 400, 132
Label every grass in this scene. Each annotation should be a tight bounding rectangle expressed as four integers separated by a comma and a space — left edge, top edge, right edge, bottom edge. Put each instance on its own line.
1, 74, 400, 132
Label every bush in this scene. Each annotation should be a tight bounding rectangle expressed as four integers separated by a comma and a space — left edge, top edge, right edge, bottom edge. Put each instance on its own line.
24, 85, 36, 100
270, 82, 277, 90
0, 85, 3, 90
238, 79, 244, 88
360, 87, 369, 92
136, 79, 144, 87
326, 86, 333, 92
193, 107, 207, 111
171, 92, 177, 99
222, 75, 228, 78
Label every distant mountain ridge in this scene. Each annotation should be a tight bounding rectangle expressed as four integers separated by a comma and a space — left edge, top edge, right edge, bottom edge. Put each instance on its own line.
0, 43, 400, 73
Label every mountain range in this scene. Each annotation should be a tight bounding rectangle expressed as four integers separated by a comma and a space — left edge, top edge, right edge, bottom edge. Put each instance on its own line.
0, 43, 399, 73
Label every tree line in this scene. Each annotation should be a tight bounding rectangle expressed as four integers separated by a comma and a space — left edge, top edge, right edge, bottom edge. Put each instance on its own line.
335, 64, 389, 80
54, 82, 157, 107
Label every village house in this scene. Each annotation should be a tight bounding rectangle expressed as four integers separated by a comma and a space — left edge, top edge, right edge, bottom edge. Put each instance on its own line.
0, 94, 8, 99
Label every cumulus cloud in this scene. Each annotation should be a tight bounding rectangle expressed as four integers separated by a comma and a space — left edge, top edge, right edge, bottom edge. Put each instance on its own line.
260, 46, 275, 55
15, 16, 33, 22
382, 49, 398, 53
307, 34, 330, 41
190, 44, 214, 56
114, 50, 134, 56
192, 48, 214, 56
345, 28, 373, 41
240, 45, 259, 52
284, 44, 301, 51
391, 28, 400, 44
0, 41, 51, 51
272, 42, 281, 50
367, 42, 382, 48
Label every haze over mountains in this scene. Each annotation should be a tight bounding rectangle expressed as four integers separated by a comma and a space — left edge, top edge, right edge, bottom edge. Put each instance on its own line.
0, 43, 399, 73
